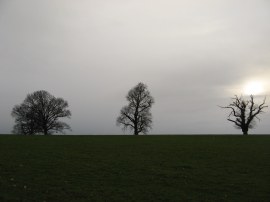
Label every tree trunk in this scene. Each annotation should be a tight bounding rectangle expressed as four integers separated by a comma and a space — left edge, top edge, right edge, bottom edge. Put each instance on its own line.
43, 127, 48, 135
134, 127, 139, 135
134, 117, 139, 135
242, 128, 248, 135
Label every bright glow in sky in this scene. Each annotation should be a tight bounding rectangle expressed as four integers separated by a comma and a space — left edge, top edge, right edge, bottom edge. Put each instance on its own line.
0, 0, 270, 134
243, 81, 265, 95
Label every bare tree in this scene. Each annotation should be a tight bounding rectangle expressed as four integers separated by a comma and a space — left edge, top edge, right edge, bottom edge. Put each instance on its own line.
11, 104, 37, 135
220, 95, 267, 135
11, 90, 71, 135
117, 82, 154, 135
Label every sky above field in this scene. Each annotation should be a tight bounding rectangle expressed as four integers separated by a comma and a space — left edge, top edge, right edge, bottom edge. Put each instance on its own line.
0, 0, 270, 134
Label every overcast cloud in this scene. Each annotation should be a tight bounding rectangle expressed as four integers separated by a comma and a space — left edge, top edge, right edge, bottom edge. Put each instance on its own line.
0, 0, 270, 134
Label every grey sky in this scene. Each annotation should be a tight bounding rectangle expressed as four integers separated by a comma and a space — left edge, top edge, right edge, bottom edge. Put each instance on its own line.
0, 0, 270, 134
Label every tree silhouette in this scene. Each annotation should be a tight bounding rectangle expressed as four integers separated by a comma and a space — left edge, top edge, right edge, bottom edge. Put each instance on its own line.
117, 82, 154, 135
11, 90, 71, 135
220, 95, 267, 135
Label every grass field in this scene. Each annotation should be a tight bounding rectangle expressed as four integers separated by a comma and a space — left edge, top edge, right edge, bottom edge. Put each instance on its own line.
0, 135, 269, 202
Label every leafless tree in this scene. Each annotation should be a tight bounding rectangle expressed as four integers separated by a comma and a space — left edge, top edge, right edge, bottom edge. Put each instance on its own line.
11, 90, 71, 135
117, 82, 154, 135
11, 104, 37, 135
220, 95, 268, 135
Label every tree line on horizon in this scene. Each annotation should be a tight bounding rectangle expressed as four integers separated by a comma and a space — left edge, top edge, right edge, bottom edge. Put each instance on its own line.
11, 82, 268, 135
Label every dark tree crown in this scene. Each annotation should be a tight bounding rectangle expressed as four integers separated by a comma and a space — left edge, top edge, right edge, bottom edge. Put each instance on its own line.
11, 90, 71, 135
220, 95, 267, 135
117, 82, 154, 135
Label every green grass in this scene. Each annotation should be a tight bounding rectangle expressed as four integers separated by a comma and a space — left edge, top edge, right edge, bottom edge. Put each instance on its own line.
0, 135, 269, 202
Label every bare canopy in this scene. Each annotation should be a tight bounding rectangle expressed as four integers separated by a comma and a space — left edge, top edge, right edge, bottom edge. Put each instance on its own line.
11, 90, 71, 135
117, 83, 154, 135
220, 95, 268, 135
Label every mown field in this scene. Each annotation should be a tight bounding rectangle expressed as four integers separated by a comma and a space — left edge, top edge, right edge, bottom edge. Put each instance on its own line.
0, 135, 269, 202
